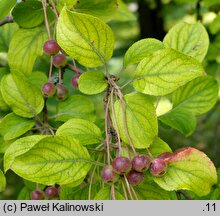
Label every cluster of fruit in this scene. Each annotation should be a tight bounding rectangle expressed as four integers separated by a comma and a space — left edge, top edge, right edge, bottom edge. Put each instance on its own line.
31, 186, 59, 200
101, 153, 168, 186
41, 39, 79, 100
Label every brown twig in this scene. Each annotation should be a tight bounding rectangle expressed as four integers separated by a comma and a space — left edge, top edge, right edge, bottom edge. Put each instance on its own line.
110, 88, 122, 156
0, 16, 13, 26
104, 85, 111, 165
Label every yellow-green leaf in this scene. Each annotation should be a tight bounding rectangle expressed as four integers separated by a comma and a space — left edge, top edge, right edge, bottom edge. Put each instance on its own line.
163, 22, 209, 62
153, 147, 217, 196
1, 74, 44, 118
0, 112, 35, 140
0, 170, 6, 192
133, 48, 205, 96
56, 118, 102, 145
56, 7, 114, 67
114, 93, 158, 149
0, 0, 16, 20
78, 71, 108, 95
172, 76, 219, 116
10, 136, 92, 185
8, 27, 47, 75
4, 135, 46, 172
124, 38, 165, 67
56, 95, 96, 122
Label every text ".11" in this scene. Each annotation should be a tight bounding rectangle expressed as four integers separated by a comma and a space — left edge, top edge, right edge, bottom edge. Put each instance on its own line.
203, 203, 216, 212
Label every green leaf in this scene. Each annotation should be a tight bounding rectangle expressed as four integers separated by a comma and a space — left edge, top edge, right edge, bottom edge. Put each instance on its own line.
153, 147, 217, 196
112, 0, 136, 22
56, 7, 114, 67
56, 95, 96, 122
58, 0, 78, 9
156, 97, 172, 117
63, 177, 85, 188
124, 38, 165, 67
209, 15, 220, 35
0, 23, 18, 53
0, 0, 16, 20
10, 136, 92, 185
8, 27, 47, 75
1, 74, 44, 118
0, 112, 35, 140
17, 187, 31, 200
78, 71, 108, 95
4, 135, 46, 172
28, 71, 48, 90
149, 137, 172, 157
136, 177, 175, 200
94, 187, 124, 200
163, 22, 209, 62
74, 0, 118, 22
114, 93, 158, 149
0, 169, 6, 192
23, 179, 45, 191
133, 48, 205, 96
56, 118, 103, 145
0, 80, 8, 111
203, 0, 220, 7
12, 0, 44, 28
59, 184, 99, 200
159, 108, 197, 136
174, 0, 197, 4
0, 137, 14, 153
172, 76, 219, 116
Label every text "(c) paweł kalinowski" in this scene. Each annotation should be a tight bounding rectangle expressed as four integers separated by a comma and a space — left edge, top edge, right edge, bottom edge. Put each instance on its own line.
20, 202, 104, 212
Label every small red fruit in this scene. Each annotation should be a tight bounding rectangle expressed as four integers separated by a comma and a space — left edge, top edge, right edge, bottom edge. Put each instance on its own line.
41, 82, 56, 97
31, 190, 45, 200
56, 84, 68, 101
127, 170, 144, 186
45, 186, 59, 198
112, 156, 132, 174
101, 165, 118, 183
132, 155, 150, 172
53, 54, 67, 68
150, 158, 167, 176
43, 40, 60, 55
71, 75, 79, 88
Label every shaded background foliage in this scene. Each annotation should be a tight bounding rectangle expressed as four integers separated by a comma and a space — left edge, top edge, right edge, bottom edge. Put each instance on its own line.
0, 0, 220, 199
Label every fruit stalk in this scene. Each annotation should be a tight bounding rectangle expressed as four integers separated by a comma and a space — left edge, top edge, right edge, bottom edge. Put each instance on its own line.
110, 89, 122, 156
42, 0, 51, 39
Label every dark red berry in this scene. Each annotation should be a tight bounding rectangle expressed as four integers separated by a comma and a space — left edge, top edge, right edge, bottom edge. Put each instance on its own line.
56, 84, 68, 100
41, 82, 56, 97
45, 186, 59, 198
150, 158, 167, 176
43, 40, 60, 55
157, 152, 173, 160
53, 54, 67, 68
71, 75, 79, 88
31, 190, 45, 200
112, 156, 132, 174
127, 170, 144, 186
101, 165, 118, 183
132, 155, 150, 172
